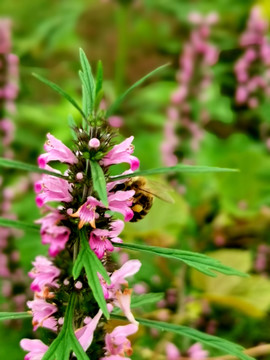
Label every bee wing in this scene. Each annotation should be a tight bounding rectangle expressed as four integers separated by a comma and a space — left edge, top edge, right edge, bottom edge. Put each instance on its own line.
142, 179, 175, 203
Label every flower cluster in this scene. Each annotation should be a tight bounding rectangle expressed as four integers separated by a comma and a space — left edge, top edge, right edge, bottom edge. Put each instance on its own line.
0, 18, 28, 316
234, 6, 270, 108
21, 118, 142, 358
161, 12, 219, 167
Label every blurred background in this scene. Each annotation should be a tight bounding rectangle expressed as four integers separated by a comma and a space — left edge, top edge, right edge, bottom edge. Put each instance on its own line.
1, 0, 270, 359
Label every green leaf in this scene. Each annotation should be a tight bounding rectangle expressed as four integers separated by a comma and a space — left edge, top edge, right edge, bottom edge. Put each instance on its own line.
90, 160, 108, 207
73, 229, 111, 319
106, 63, 169, 118
0, 157, 67, 179
94, 60, 103, 111
112, 293, 164, 314
79, 70, 91, 120
111, 315, 255, 360
110, 164, 239, 181
113, 243, 248, 278
95, 60, 103, 98
42, 293, 89, 360
32, 73, 86, 119
0, 217, 40, 232
0, 312, 32, 321
79, 48, 96, 116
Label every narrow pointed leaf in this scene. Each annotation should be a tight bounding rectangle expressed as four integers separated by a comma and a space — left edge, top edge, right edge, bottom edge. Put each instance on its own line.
72, 229, 110, 319
113, 243, 248, 278
90, 160, 108, 207
79, 48, 95, 114
111, 315, 255, 360
79, 70, 91, 118
106, 63, 169, 117
0, 312, 32, 321
42, 293, 89, 360
0, 217, 40, 232
110, 164, 239, 181
95, 61, 104, 111
32, 73, 85, 119
0, 157, 67, 179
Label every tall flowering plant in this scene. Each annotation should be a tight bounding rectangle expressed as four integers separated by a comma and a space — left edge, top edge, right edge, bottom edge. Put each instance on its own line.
0, 50, 256, 360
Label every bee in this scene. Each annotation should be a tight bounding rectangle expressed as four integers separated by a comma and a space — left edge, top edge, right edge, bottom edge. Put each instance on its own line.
114, 176, 174, 222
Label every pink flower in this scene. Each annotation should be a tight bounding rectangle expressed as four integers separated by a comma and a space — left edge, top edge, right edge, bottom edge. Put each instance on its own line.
115, 289, 138, 325
188, 343, 209, 360
104, 323, 138, 357
89, 220, 124, 259
101, 136, 140, 171
20, 339, 48, 360
35, 168, 73, 207
38, 133, 77, 168
27, 298, 58, 331
36, 210, 71, 256
29, 256, 60, 292
108, 190, 135, 222
71, 196, 104, 228
166, 342, 180, 360
41, 225, 71, 257
75, 309, 103, 351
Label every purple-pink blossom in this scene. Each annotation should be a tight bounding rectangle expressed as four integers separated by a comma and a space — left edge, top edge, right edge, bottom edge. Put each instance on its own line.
89, 219, 124, 259
36, 210, 71, 256
38, 133, 77, 168
20, 339, 48, 360
108, 190, 135, 222
71, 196, 104, 229
29, 256, 60, 292
103, 323, 138, 357
27, 298, 58, 331
101, 136, 140, 171
35, 168, 73, 207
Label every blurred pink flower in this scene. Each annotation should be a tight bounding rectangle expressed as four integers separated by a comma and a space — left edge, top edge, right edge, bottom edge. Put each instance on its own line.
27, 298, 58, 331
104, 323, 138, 357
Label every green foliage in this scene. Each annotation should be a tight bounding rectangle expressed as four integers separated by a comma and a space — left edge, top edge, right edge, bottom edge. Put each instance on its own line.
110, 164, 239, 181
111, 315, 255, 360
0, 312, 32, 321
0, 217, 39, 232
89, 160, 108, 207
106, 63, 170, 118
42, 293, 89, 360
114, 243, 248, 277
32, 73, 86, 119
79, 48, 96, 117
73, 229, 111, 319
0, 157, 66, 179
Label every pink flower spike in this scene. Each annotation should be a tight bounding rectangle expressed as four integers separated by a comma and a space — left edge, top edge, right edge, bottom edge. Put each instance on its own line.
75, 309, 103, 351
188, 343, 209, 360
20, 339, 48, 360
104, 323, 138, 357
71, 196, 105, 229
101, 136, 140, 171
29, 256, 60, 292
115, 289, 138, 325
38, 133, 77, 168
